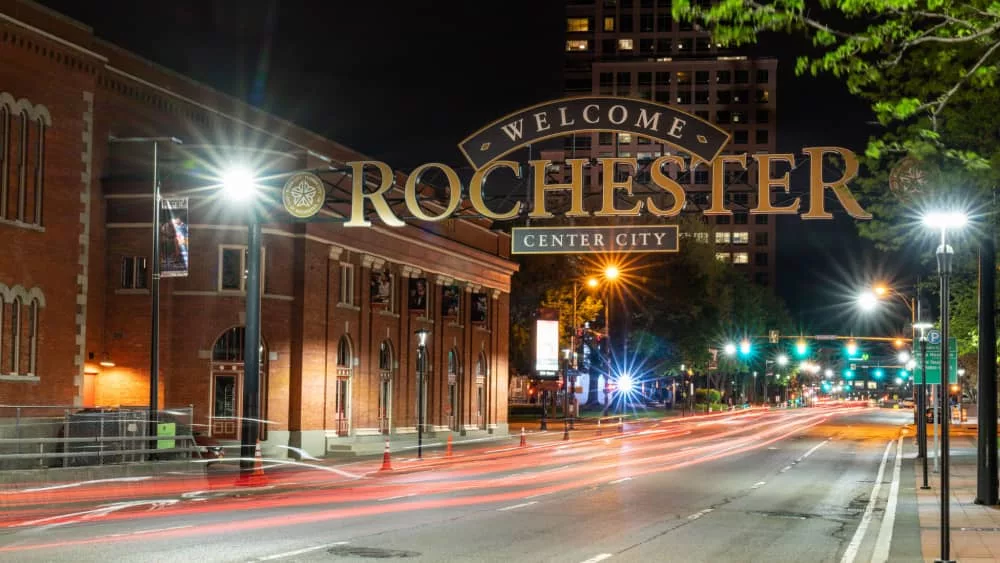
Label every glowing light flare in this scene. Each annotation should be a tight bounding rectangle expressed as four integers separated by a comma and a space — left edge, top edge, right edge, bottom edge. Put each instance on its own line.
776, 354, 789, 367
724, 342, 737, 356
898, 350, 911, 363
845, 339, 858, 356
857, 291, 878, 312
587, 277, 599, 288
922, 210, 969, 230
617, 373, 635, 394
739, 339, 751, 356
221, 166, 257, 201
604, 265, 620, 281
795, 340, 808, 357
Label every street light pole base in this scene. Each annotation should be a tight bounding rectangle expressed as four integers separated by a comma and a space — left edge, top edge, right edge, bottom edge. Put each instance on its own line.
934, 559, 956, 563
921, 485, 932, 490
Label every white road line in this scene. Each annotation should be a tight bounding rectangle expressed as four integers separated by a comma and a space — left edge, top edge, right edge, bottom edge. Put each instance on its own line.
497, 501, 538, 512
872, 435, 905, 562
840, 440, 894, 563
779, 465, 792, 473
104, 525, 193, 538
526, 491, 554, 499
751, 481, 766, 489
608, 477, 633, 485
686, 508, 713, 520
798, 438, 832, 462
256, 541, 349, 561
579, 554, 613, 563
377, 493, 416, 501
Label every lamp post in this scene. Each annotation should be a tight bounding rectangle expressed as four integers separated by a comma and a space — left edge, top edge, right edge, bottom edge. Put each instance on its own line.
914, 321, 934, 490
107, 136, 183, 458
924, 210, 968, 563
221, 166, 263, 478
415, 328, 429, 460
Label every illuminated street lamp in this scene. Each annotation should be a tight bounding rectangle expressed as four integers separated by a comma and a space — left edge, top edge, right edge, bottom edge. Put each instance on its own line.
898, 350, 911, 363
604, 265, 620, 281
724, 342, 737, 356
222, 165, 265, 480
923, 208, 969, 563
776, 354, 789, 367
857, 290, 878, 312
415, 328, 430, 459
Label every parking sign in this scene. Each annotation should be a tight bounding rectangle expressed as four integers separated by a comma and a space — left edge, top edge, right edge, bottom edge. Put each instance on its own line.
927, 329, 942, 345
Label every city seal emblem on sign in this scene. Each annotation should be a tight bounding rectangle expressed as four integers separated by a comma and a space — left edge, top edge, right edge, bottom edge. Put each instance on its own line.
282, 172, 326, 218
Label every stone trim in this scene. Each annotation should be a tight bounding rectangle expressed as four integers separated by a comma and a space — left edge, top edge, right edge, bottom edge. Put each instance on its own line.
73, 90, 94, 406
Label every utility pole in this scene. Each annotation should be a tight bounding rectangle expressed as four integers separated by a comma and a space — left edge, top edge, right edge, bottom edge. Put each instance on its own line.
976, 211, 997, 505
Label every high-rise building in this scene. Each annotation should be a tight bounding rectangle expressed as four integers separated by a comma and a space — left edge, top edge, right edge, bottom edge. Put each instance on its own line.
562, 0, 777, 287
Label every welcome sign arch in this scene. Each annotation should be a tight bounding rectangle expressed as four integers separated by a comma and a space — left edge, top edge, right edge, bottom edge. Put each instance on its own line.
280, 96, 872, 255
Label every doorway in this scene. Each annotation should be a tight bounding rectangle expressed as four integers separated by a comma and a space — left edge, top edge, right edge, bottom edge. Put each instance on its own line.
209, 326, 267, 440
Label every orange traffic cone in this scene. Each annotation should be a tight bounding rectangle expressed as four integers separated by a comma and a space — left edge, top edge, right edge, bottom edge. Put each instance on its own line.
519, 427, 527, 447
379, 437, 393, 471
236, 441, 268, 486
253, 442, 265, 477
446, 435, 453, 457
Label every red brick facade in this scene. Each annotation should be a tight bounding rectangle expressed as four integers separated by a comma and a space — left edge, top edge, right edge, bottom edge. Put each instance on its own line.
0, 0, 517, 456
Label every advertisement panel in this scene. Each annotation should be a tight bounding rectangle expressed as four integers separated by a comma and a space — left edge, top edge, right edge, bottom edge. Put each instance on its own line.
535, 319, 560, 374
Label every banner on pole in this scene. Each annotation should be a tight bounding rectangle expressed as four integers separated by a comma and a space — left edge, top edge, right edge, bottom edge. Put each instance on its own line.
159, 198, 189, 278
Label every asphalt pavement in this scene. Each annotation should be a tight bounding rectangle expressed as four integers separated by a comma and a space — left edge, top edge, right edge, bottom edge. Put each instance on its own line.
0, 405, 918, 562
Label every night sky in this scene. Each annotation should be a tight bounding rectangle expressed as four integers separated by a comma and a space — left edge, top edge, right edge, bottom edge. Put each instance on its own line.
40, 0, 892, 333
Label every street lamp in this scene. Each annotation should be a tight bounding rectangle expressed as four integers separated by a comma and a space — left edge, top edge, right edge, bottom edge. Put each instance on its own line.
415, 328, 429, 459
723, 342, 737, 356
222, 165, 264, 479
776, 354, 789, 367
107, 136, 183, 459
923, 208, 968, 563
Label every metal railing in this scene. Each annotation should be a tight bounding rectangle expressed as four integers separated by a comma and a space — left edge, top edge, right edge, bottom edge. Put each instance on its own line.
0, 405, 198, 470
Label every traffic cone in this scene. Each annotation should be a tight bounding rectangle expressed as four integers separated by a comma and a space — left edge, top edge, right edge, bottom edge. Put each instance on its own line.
253, 442, 265, 477
519, 427, 527, 447
446, 435, 453, 457
236, 441, 268, 486
379, 437, 392, 471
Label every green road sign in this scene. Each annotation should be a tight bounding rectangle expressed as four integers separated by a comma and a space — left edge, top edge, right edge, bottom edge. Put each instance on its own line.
913, 337, 958, 385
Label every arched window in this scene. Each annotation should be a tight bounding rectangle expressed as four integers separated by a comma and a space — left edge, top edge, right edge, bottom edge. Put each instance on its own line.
337, 335, 352, 368
0, 107, 8, 219
9, 296, 20, 373
28, 298, 38, 375
32, 118, 44, 225
447, 349, 458, 378
476, 353, 487, 382
212, 326, 246, 362
15, 110, 27, 222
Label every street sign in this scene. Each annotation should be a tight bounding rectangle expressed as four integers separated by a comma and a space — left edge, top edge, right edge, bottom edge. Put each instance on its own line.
927, 329, 942, 345
913, 336, 958, 384
768, 330, 779, 344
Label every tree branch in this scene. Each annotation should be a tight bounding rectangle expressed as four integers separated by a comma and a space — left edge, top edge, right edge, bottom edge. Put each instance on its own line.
920, 38, 1000, 130
745, 0, 869, 41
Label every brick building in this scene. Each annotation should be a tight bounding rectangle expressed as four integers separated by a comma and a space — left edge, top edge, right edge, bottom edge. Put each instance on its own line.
0, 0, 517, 457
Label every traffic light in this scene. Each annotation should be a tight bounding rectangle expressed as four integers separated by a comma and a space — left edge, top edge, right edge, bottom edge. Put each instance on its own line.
739, 339, 751, 356
844, 369, 855, 379
845, 339, 858, 357
795, 339, 808, 358
873, 368, 884, 379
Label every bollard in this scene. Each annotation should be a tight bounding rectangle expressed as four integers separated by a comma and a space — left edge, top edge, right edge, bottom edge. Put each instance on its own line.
597, 418, 602, 436
618, 416, 624, 434
519, 427, 527, 447
446, 434, 453, 457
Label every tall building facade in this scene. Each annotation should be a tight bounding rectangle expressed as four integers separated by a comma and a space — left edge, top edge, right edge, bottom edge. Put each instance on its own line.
0, 0, 516, 459
563, 0, 777, 287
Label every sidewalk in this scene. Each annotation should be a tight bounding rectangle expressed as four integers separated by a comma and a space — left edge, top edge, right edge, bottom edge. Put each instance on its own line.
915, 427, 1000, 561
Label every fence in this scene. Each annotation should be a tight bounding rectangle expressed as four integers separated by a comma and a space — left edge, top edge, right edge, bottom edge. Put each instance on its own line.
0, 405, 198, 471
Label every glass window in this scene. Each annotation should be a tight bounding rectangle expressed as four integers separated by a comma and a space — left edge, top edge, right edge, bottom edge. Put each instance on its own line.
695, 71, 710, 85
618, 38, 634, 50
620, 16, 634, 32
602, 38, 617, 55
756, 109, 770, 123
756, 69, 769, 83
756, 129, 769, 144
734, 89, 749, 103
637, 136, 651, 144
734, 212, 748, 224
715, 252, 731, 263
638, 72, 652, 86
676, 72, 691, 85
617, 72, 631, 87
733, 252, 749, 264
695, 110, 709, 119
715, 232, 731, 244
657, 38, 672, 53
735, 70, 749, 83
599, 132, 614, 145
732, 232, 750, 244
640, 38, 655, 52
734, 130, 748, 144
755, 214, 769, 225
655, 90, 671, 103
340, 263, 355, 305
120, 256, 147, 289
640, 14, 654, 32
755, 252, 769, 266
716, 70, 731, 84
600, 72, 614, 87
566, 40, 590, 51
694, 169, 709, 184
756, 89, 769, 103
567, 18, 590, 32
219, 246, 266, 292
756, 232, 769, 246
731, 192, 750, 205
716, 215, 731, 225
657, 14, 671, 31
676, 91, 691, 104
694, 90, 709, 104
732, 111, 746, 123
694, 232, 709, 243
618, 132, 633, 144
695, 37, 711, 51
604, 17, 615, 31
655, 72, 671, 86
716, 111, 731, 124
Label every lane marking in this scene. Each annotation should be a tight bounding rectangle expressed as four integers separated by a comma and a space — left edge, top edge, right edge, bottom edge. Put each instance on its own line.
751, 481, 766, 489
526, 491, 554, 499
497, 501, 538, 512
872, 434, 905, 562
797, 438, 832, 462
256, 541, 349, 561
609, 477, 633, 485
377, 493, 416, 501
840, 440, 894, 563
10, 476, 153, 494
104, 525, 192, 538
579, 554, 613, 563
779, 466, 792, 473
686, 508, 713, 520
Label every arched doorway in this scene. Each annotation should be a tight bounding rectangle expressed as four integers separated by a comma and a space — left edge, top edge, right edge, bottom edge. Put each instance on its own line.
210, 326, 268, 440
334, 335, 353, 437
377, 340, 394, 434
447, 349, 460, 431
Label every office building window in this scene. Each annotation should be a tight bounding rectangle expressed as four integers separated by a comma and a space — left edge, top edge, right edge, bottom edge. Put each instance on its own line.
755, 252, 769, 266
694, 90, 709, 104
677, 72, 691, 85
655, 72, 671, 86
755, 214, 769, 225
604, 17, 615, 31
656, 14, 671, 31
756, 232, 769, 246
599, 132, 614, 145
734, 212, 748, 225
618, 38, 634, 50
567, 18, 590, 32
734, 130, 748, 144
601, 39, 617, 56
566, 40, 590, 51
715, 252, 731, 263
694, 232, 709, 243
638, 72, 653, 86
219, 245, 266, 293
617, 72, 631, 87
640, 14, 654, 32
694, 169, 709, 184
732, 111, 747, 123
676, 91, 692, 104
733, 252, 750, 264
756, 69, 770, 83
756, 129, 769, 144
120, 256, 148, 289
618, 132, 633, 144
640, 38, 655, 53
695, 110, 709, 119
657, 38, 672, 53
756, 89, 770, 103
716, 111, 731, 124
716, 215, 731, 225
733, 232, 750, 245
715, 232, 731, 244
716, 70, 731, 84
756, 109, 770, 123
620, 14, 634, 32
731, 192, 750, 205
735, 70, 749, 83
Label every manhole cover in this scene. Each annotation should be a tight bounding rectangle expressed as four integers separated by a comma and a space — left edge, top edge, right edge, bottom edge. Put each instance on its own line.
327, 546, 420, 559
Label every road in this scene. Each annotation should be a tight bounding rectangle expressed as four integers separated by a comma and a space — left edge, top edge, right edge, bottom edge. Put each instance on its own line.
0, 405, 916, 562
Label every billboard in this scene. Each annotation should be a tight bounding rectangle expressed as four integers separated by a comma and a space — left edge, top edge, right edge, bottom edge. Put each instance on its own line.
535, 319, 560, 374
